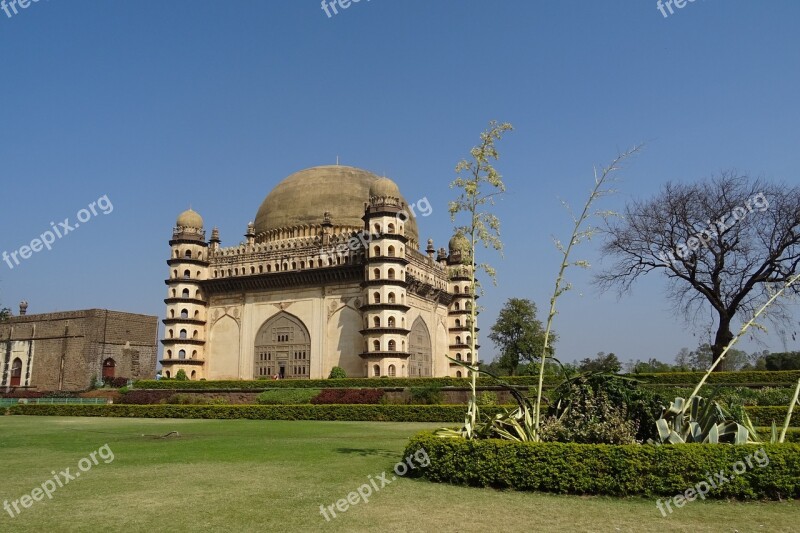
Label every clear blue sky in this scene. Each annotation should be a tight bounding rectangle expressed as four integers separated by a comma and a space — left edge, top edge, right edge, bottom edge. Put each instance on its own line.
1, 0, 798, 366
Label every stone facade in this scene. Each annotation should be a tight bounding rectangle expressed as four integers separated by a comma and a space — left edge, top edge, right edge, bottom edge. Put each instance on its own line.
0, 308, 158, 391
160, 165, 476, 380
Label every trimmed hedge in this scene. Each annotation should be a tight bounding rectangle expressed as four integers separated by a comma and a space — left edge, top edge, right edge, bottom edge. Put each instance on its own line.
7, 403, 507, 422
629, 370, 800, 386
310, 388, 385, 404
133, 376, 544, 390
134, 371, 800, 391
404, 433, 800, 499
745, 406, 800, 427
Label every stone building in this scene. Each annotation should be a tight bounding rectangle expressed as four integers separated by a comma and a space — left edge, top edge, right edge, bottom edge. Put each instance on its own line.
160, 165, 476, 380
0, 303, 158, 391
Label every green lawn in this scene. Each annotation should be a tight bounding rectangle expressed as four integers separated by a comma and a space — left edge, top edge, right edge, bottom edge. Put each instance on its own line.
0, 417, 798, 532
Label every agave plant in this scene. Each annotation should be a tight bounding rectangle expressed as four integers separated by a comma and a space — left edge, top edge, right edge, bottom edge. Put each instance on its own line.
435, 357, 536, 441
654, 394, 759, 444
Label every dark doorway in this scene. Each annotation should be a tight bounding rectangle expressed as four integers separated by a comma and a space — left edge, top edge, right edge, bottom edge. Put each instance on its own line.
10, 358, 22, 387
102, 358, 116, 380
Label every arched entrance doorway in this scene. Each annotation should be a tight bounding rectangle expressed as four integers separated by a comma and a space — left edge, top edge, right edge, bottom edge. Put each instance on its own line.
10, 358, 22, 387
409, 317, 432, 377
102, 358, 116, 380
254, 312, 311, 379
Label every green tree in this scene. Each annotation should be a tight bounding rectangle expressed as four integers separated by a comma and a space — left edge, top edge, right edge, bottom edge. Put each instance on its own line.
175, 369, 188, 381
488, 298, 552, 376
449, 120, 513, 436
577, 352, 622, 374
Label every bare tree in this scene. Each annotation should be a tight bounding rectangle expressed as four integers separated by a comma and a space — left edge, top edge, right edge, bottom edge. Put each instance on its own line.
597, 172, 800, 365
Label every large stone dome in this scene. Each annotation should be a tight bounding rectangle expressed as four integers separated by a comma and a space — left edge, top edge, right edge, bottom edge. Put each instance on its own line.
254, 165, 419, 244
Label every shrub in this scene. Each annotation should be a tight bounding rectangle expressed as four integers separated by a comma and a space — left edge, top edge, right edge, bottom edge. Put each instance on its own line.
256, 389, 320, 405
117, 389, 173, 405
540, 386, 638, 444
328, 366, 347, 379
104, 377, 129, 388
547, 374, 665, 443
404, 432, 800, 499
476, 391, 498, 406
409, 386, 443, 405
175, 370, 188, 381
8, 403, 510, 422
311, 388, 385, 404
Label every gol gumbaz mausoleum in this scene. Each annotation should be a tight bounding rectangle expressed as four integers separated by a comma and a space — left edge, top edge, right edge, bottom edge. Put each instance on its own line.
160, 165, 477, 380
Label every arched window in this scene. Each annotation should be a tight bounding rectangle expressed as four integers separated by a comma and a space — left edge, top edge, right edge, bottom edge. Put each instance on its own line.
183, 269, 191, 279
387, 316, 396, 327
455, 319, 461, 327
456, 336, 462, 344
192, 330, 199, 339
456, 371, 462, 378
185, 250, 192, 258
373, 364, 381, 377
374, 268, 380, 280
388, 246, 395, 257
102, 358, 116, 380
388, 268, 395, 280
466, 301, 472, 310
373, 340, 380, 351
454, 286, 460, 294
166, 350, 172, 359
173, 269, 178, 278
179, 329, 187, 339
168, 329, 174, 338
190, 370, 196, 380
388, 340, 396, 351
169, 309, 175, 318
172, 289, 177, 297
178, 350, 186, 359
374, 223, 381, 233
456, 353, 462, 361
191, 350, 197, 359
388, 292, 396, 304
373, 316, 380, 328
10, 358, 22, 387
466, 335, 472, 345
388, 364, 396, 377
165, 371, 171, 378
373, 245, 380, 257
180, 309, 189, 319
454, 302, 460, 310
373, 292, 381, 304
267, 264, 272, 272
195, 290, 201, 298
466, 353, 472, 362
182, 289, 190, 298
387, 223, 395, 234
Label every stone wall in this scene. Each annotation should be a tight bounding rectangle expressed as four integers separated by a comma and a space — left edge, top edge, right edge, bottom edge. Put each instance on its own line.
0, 310, 158, 391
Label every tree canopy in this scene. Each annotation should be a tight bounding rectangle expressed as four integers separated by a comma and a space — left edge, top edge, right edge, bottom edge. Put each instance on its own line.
488, 298, 551, 376
598, 173, 800, 365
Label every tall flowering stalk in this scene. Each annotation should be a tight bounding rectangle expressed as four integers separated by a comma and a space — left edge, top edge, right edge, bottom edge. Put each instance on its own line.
532, 146, 642, 441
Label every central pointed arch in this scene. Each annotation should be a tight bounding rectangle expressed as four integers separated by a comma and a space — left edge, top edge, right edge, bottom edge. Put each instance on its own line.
254, 312, 311, 379
409, 317, 432, 377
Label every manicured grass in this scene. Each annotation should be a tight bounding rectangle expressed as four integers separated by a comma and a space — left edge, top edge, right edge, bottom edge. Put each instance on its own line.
0, 417, 798, 532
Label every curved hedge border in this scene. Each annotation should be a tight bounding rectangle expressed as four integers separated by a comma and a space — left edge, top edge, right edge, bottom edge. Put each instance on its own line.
404, 433, 800, 499
7, 403, 507, 422
133, 371, 800, 391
